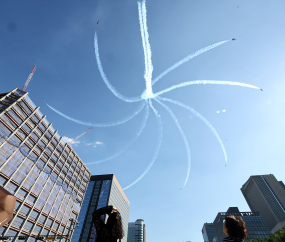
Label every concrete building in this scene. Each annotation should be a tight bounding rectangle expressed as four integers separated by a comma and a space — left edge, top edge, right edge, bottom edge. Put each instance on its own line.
213, 207, 270, 242
202, 223, 216, 242
241, 174, 285, 233
127, 219, 147, 242
71, 174, 130, 242
0, 88, 90, 241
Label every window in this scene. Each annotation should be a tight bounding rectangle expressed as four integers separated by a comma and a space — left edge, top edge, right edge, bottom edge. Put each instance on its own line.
29, 210, 39, 221
45, 218, 53, 228
19, 205, 31, 217
26, 194, 37, 206
52, 222, 59, 231
14, 201, 21, 212
23, 221, 34, 232
11, 216, 24, 228
16, 188, 28, 200
0, 175, 7, 186
5, 182, 18, 194
38, 214, 47, 225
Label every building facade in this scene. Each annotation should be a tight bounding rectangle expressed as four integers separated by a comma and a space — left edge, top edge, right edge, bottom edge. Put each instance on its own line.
127, 219, 147, 242
213, 207, 270, 242
202, 223, 216, 242
0, 88, 90, 241
71, 174, 130, 242
241, 174, 285, 233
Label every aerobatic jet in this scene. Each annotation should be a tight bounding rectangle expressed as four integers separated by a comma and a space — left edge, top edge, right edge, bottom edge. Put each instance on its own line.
232, 38, 236, 41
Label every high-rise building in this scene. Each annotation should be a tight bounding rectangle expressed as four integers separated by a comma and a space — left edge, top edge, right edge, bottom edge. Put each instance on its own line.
127, 219, 147, 242
202, 223, 216, 242
241, 174, 285, 233
71, 174, 130, 242
0, 88, 90, 241
213, 207, 270, 242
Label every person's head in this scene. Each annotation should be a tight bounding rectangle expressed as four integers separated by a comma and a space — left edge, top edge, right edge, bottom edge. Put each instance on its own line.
106, 212, 124, 239
223, 215, 247, 240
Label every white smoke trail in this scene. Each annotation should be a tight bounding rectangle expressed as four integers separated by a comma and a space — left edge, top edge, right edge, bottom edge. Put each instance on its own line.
94, 32, 142, 103
155, 98, 191, 188
152, 41, 229, 86
138, 0, 154, 99
123, 108, 163, 190
138, 1, 149, 80
45, 101, 145, 127
158, 96, 227, 163
85, 102, 149, 164
141, 1, 153, 79
154, 80, 261, 97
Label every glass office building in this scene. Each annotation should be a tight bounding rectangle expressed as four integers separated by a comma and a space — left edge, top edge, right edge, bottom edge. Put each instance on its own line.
213, 207, 270, 242
71, 174, 130, 242
202, 223, 216, 242
241, 174, 285, 233
0, 88, 90, 241
127, 219, 147, 242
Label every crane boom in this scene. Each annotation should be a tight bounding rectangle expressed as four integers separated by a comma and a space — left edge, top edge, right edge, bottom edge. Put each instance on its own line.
68, 127, 93, 145
22, 64, 36, 91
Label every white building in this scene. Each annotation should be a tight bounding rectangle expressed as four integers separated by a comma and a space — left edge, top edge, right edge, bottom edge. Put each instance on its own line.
127, 219, 147, 242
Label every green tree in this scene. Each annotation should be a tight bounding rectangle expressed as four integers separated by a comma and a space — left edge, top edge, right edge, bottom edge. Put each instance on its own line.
251, 228, 285, 242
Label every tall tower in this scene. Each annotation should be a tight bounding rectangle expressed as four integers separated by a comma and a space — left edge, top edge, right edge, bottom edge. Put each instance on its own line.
71, 174, 130, 242
0, 88, 90, 241
127, 219, 147, 242
241, 174, 285, 233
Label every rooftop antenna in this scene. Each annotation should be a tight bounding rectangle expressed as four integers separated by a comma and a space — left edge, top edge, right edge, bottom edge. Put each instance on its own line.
68, 127, 93, 145
22, 64, 36, 91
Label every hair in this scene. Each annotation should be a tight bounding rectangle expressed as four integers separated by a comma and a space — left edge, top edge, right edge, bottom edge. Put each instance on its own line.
106, 212, 124, 239
224, 215, 247, 240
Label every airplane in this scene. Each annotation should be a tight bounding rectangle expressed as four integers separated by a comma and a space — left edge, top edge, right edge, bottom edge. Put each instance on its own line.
260, 89, 263, 91
232, 38, 236, 41
97, 20, 99, 24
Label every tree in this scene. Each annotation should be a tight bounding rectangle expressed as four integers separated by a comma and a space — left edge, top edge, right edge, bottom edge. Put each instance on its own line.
251, 228, 285, 242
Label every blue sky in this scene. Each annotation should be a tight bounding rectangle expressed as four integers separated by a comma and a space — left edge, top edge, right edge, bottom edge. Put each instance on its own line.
1, 0, 285, 241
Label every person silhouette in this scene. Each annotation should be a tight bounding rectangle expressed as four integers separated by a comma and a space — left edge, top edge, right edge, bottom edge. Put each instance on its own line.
223, 215, 247, 242
92, 205, 124, 242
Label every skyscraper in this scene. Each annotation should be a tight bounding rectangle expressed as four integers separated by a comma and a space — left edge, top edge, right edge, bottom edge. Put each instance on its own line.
213, 207, 270, 242
71, 174, 130, 242
202, 223, 216, 242
0, 88, 90, 241
241, 174, 285, 233
127, 219, 147, 242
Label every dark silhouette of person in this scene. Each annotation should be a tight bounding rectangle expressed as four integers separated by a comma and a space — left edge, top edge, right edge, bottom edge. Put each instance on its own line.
92, 205, 124, 242
223, 215, 248, 242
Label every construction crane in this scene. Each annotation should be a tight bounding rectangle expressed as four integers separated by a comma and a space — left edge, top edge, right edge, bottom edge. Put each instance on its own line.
22, 64, 36, 91
68, 127, 93, 145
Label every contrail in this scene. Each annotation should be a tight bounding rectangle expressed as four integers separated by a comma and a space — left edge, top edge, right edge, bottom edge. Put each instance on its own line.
138, 1, 149, 80
142, 0, 153, 79
85, 102, 149, 164
94, 32, 142, 103
152, 41, 229, 86
123, 108, 163, 190
154, 80, 261, 97
155, 98, 191, 188
45, 101, 145, 127
158, 96, 227, 163
138, 0, 154, 99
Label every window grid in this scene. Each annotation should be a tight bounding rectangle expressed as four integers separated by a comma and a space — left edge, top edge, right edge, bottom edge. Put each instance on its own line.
3, 120, 57, 236
0, 109, 45, 187
0, 90, 90, 240
0, 106, 39, 173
